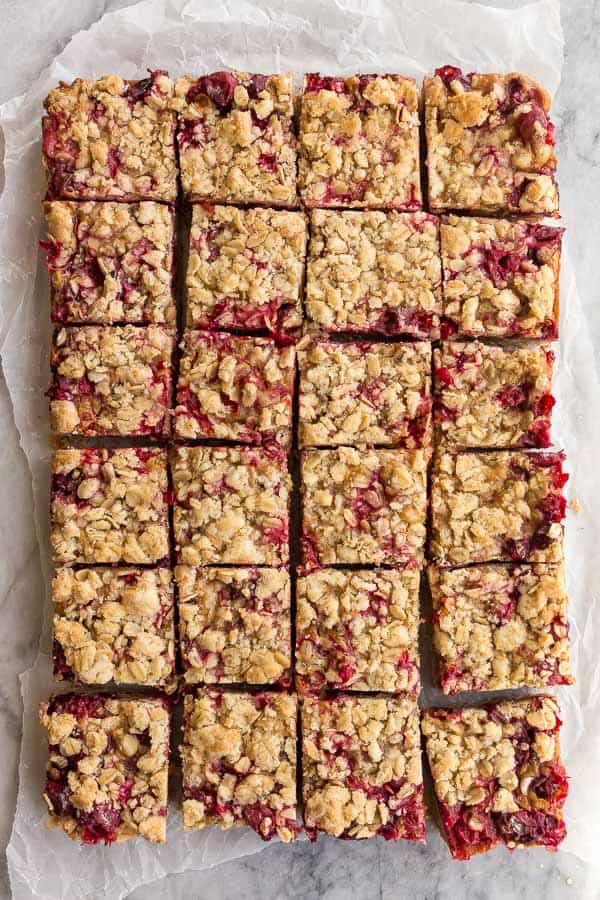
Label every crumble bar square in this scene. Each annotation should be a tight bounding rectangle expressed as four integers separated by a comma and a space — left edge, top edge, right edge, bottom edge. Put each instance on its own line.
441, 216, 562, 339
298, 74, 421, 210
40, 693, 170, 844
434, 342, 555, 448
424, 67, 558, 215
175, 566, 291, 686
52, 568, 175, 687
49, 325, 174, 437
429, 563, 573, 694
175, 332, 294, 445
422, 696, 568, 859
301, 695, 425, 841
43, 72, 177, 201
306, 210, 441, 337
298, 339, 432, 448
171, 445, 290, 565
186, 205, 307, 332
175, 72, 297, 205
430, 451, 567, 567
51, 448, 170, 564
43, 201, 176, 325
181, 690, 297, 842
296, 568, 420, 695
302, 447, 427, 566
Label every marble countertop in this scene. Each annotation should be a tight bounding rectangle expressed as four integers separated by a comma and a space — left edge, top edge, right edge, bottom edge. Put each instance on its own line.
1, 0, 599, 897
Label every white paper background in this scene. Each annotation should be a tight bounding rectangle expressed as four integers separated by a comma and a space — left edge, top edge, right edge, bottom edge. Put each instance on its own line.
2, 0, 599, 897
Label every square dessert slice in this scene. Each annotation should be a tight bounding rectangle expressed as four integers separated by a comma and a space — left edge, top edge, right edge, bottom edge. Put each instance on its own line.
424, 68, 558, 215
43, 72, 177, 201
302, 695, 425, 841
51, 448, 170, 564
441, 216, 562, 339
43, 201, 176, 325
296, 568, 420, 695
52, 568, 175, 687
429, 563, 573, 693
175, 332, 294, 445
171, 445, 290, 565
175, 72, 297, 205
175, 566, 291, 686
306, 210, 441, 337
298, 74, 421, 209
430, 451, 567, 567
49, 325, 174, 437
422, 696, 568, 859
298, 339, 432, 448
186, 204, 307, 332
434, 342, 555, 448
40, 693, 170, 844
181, 690, 297, 842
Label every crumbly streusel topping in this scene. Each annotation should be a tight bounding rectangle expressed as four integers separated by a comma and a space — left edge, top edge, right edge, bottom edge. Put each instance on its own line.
175, 566, 291, 685
298, 75, 421, 209
296, 568, 420, 694
182, 690, 297, 842
43, 201, 176, 324
424, 68, 558, 215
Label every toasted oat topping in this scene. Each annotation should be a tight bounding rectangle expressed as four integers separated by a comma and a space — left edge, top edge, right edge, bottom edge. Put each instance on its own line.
181, 690, 297, 842
175, 72, 297, 205
434, 342, 555, 448
43, 72, 177, 201
298, 75, 421, 209
424, 68, 558, 215
51, 448, 170, 564
49, 325, 174, 436
171, 445, 290, 565
296, 568, 420, 694
302, 696, 424, 841
430, 451, 567, 566
302, 447, 427, 566
175, 566, 291, 685
175, 332, 294, 445
306, 210, 441, 337
43, 201, 176, 324
40, 694, 170, 844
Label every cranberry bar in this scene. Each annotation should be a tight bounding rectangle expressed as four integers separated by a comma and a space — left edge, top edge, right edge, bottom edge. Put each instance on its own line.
186, 205, 306, 332
43, 201, 176, 325
51, 448, 170, 564
49, 325, 174, 436
429, 563, 573, 693
181, 690, 297, 842
306, 210, 441, 337
424, 67, 558, 215
52, 568, 175, 687
296, 568, 420, 695
302, 696, 425, 841
43, 72, 177, 201
422, 696, 568, 859
302, 447, 427, 566
175, 566, 291, 686
175, 72, 297, 205
175, 332, 294, 445
441, 216, 562, 339
430, 451, 567, 566
298, 74, 421, 209
40, 693, 169, 844
171, 445, 290, 565
434, 342, 555, 448
298, 339, 432, 448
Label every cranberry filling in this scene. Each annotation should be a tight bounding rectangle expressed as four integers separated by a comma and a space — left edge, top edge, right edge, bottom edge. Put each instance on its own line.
494, 810, 565, 848
495, 382, 530, 409
107, 147, 120, 178
440, 317, 458, 340
441, 800, 497, 859
302, 532, 321, 570
79, 802, 122, 845
264, 519, 289, 548
435, 65, 472, 89
45, 775, 75, 818
48, 693, 104, 719
52, 640, 75, 680
258, 152, 279, 173
515, 105, 549, 146
187, 72, 238, 112
530, 763, 569, 803
436, 366, 454, 386
246, 75, 268, 98
177, 118, 211, 149
242, 802, 279, 841
125, 69, 168, 106
304, 74, 347, 94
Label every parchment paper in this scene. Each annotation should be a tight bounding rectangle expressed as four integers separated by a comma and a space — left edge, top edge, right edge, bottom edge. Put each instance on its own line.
3, 0, 599, 897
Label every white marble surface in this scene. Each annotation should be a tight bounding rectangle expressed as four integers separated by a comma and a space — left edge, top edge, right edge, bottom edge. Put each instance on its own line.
1, 0, 599, 897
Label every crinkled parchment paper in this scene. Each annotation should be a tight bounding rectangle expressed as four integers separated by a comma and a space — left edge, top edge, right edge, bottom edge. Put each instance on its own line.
2, 0, 600, 897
